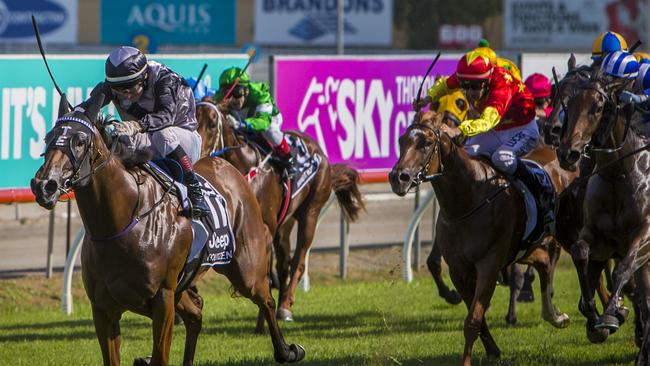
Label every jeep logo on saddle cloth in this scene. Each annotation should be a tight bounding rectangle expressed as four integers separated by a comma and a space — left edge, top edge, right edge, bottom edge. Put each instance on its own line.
273, 56, 458, 173
0, 0, 76, 43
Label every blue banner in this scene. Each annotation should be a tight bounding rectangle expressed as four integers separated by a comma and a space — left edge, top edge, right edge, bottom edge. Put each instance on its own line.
100, 0, 236, 46
0, 54, 247, 190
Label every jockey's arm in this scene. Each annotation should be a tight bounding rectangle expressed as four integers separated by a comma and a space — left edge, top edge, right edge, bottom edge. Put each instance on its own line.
76, 82, 113, 111
245, 103, 274, 132
139, 77, 178, 132
426, 75, 460, 103
457, 106, 501, 136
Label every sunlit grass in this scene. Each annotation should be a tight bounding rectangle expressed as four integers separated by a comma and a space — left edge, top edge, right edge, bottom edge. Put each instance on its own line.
0, 256, 638, 365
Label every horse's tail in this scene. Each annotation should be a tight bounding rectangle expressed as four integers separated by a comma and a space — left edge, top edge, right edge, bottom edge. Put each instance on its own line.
330, 164, 366, 222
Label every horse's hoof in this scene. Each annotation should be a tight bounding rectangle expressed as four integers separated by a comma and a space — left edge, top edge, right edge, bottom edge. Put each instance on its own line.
275, 344, 306, 363
587, 326, 609, 343
440, 289, 462, 305
133, 356, 151, 366
505, 314, 517, 326
595, 314, 620, 332
277, 308, 294, 322
616, 306, 630, 325
550, 313, 571, 329
516, 290, 535, 303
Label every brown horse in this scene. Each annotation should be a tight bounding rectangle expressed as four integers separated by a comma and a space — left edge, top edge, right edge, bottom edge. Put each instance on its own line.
195, 100, 365, 322
556, 66, 650, 361
389, 110, 569, 365
30, 93, 305, 365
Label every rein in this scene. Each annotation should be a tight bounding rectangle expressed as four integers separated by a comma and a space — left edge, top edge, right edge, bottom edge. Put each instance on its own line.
47, 116, 173, 241
407, 121, 509, 222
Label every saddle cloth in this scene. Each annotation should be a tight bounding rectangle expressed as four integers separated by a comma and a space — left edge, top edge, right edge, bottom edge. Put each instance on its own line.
512, 159, 555, 260
142, 160, 236, 292
286, 134, 321, 198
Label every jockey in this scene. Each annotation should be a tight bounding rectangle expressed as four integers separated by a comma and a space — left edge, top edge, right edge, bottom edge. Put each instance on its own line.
591, 31, 628, 65
524, 73, 553, 129
79, 46, 210, 218
214, 67, 295, 174
415, 50, 555, 231
634, 52, 650, 65
186, 77, 216, 102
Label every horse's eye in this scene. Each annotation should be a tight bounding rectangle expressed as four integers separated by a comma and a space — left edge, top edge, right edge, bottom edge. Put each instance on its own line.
456, 98, 467, 111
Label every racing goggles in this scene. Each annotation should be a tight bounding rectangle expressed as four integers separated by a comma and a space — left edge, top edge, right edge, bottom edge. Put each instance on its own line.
459, 79, 488, 90
224, 84, 249, 98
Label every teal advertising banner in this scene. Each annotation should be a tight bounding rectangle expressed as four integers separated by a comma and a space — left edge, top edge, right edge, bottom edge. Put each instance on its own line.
0, 54, 247, 192
100, 0, 236, 47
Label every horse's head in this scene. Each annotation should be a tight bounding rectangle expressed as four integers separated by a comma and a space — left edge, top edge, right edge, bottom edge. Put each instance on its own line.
389, 110, 446, 196
546, 54, 591, 146
30, 92, 105, 209
556, 68, 632, 170
196, 100, 235, 157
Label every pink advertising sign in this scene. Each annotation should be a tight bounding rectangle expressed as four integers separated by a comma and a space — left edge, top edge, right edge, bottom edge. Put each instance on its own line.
272, 55, 459, 175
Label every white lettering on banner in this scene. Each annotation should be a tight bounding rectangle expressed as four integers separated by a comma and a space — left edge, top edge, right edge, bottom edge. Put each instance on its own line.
28, 87, 46, 159
11, 88, 26, 160
298, 77, 396, 160
394, 75, 435, 105
1, 89, 9, 160
127, 3, 212, 34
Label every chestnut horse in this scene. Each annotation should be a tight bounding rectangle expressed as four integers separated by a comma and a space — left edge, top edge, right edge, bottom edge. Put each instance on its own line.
195, 100, 365, 322
31, 93, 305, 365
555, 66, 650, 363
389, 110, 569, 365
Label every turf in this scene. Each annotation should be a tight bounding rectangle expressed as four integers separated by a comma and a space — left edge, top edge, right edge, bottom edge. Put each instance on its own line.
0, 257, 639, 365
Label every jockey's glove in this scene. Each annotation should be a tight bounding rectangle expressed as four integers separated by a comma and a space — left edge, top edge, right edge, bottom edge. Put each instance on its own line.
111, 120, 144, 136
620, 91, 648, 104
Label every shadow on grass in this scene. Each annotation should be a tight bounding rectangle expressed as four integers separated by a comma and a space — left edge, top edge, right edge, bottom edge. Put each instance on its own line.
0, 330, 96, 342
0, 318, 93, 331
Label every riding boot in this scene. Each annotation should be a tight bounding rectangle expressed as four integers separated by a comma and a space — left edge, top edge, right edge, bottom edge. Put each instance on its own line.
512, 159, 556, 235
167, 146, 210, 218
273, 137, 296, 177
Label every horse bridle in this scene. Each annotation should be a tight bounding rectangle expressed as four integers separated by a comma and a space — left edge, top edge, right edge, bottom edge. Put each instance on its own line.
196, 101, 225, 156
408, 122, 445, 185
43, 115, 115, 194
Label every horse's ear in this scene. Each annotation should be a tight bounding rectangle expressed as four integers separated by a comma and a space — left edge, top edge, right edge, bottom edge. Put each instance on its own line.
568, 53, 577, 71
58, 93, 71, 117
84, 92, 105, 123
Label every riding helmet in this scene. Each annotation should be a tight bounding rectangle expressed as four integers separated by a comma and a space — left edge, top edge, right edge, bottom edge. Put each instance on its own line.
219, 67, 250, 88
105, 46, 148, 89
591, 31, 628, 61
602, 51, 639, 78
524, 73, 551, 99
456, 51, 493, 81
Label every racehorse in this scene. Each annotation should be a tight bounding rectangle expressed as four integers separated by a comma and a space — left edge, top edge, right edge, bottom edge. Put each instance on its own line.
434, 95, 570, 325
389, 110, 569, 365
30, 93, 305, 365
555, 65, 650, 363
195, 100, 365, 322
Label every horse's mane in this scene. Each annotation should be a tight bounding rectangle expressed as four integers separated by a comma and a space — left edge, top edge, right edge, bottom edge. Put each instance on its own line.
95, 114, 153, 167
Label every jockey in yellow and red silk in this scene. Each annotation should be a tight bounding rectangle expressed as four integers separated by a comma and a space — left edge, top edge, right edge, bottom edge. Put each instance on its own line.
415, 50, 555, 231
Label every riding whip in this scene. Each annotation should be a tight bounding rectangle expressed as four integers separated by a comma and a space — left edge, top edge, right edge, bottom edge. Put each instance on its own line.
32, 15, 72, 109
630, 40, 643, 53
223, 48, 257, 100
414, 51, 442, 112
192, 63, 208, 93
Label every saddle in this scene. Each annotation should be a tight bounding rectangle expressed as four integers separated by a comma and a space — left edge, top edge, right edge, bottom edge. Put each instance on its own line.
141, 160, 236, 293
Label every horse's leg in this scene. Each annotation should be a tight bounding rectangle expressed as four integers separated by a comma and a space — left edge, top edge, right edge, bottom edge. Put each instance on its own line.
426, 239, 461, 305
175, 288, 204, 366
275, 219, 295, 321
570, 232, 609, 343
517, 265, 536, 302
278, 211, 319, 320
598, 225, 650, 331
506, 264, 523, 326
224, 263, 305, 363
462, 258, 500, 366
91, 305, 121, 366
147, 287, 176, 366
634, 262, 650, 366
596, 272, 611, 310
527, 247, 570, 328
